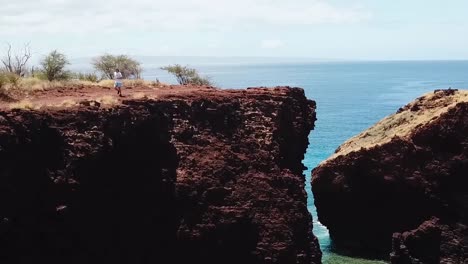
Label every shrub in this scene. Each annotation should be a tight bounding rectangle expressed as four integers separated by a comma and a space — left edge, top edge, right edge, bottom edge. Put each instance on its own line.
18, 77, 44, 90
161, 64, 212, 86
0, 72, 20, 88
0, 73, 7, 89
190, 75, 212, 86
72, 72, 100, 83
92, 54, 142, 79
9, 99, 36, 110
0, 72, 21, 101
5, 72, 20, 87
40, 50, 70, 81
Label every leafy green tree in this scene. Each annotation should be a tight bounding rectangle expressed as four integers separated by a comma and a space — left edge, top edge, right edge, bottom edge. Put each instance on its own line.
161, 64, 212, 86
92, 54, 142, 79
40, 50, 70, 81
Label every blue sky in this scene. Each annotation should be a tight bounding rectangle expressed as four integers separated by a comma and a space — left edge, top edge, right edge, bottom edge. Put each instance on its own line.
1, 0, 467, 60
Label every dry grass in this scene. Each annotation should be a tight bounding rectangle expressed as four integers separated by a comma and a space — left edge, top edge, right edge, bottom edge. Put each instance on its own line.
57, 99, 79, 108
132, 92, 147, 99
9, 98, 78, 110
96, 79, 115, 88
95, 95, 119, 106
9, 95, 120, 110
17, 77, 48, 91
97, 79, 164, 88
2, 77, 90, 92
9, 99, 38, 110
324, 89, 468, 162
2, 77, 166, 92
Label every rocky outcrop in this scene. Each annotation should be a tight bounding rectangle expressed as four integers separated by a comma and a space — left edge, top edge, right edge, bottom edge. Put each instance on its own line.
312, 89, 468, 262
391, 217, 467, 264
0, 87, 321, 264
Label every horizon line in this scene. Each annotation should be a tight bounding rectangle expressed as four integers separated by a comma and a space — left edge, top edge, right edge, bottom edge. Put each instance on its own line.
69, 55, 468, 62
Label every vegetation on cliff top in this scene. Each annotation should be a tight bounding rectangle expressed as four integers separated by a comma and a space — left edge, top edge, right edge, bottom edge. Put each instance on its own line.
1, 44, 218, 102
40, 50, 70, 81
1, 43, 211, 102
161, 64, 212, 86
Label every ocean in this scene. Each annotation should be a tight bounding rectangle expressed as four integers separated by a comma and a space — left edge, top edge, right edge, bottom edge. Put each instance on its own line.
81, 60, 468, 263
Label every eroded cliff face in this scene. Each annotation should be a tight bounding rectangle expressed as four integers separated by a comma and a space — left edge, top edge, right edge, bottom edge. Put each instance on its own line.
0, 87, 321, 264
312, 89, 468, 263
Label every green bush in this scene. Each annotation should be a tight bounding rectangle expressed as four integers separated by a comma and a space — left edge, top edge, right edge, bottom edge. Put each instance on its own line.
40, 50, 71, 81
161, 64, 212, 86
92, 54, 142, 79
190, 75, 212, 86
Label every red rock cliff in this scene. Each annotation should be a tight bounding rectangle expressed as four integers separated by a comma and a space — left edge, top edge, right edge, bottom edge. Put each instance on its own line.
312, 89, 468, 263
0, 86, 321, 264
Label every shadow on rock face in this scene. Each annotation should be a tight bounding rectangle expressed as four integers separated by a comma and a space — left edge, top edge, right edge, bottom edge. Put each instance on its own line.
0, 87, 319, 264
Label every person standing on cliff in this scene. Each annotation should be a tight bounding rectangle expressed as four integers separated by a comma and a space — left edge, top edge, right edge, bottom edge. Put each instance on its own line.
114, 69, 124, 97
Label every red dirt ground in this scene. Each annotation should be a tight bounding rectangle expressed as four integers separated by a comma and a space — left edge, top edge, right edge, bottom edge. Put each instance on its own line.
0, 84, 218, 109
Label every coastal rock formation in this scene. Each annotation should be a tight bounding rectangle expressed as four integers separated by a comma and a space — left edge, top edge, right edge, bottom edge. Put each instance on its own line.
391, 217, 467, 264
0, 86, 321, 264
312, 89, 468, 262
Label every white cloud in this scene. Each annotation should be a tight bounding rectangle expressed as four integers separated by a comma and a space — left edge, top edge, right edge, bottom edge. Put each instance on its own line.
261, 39, 285, 49
0, 0, 372, 34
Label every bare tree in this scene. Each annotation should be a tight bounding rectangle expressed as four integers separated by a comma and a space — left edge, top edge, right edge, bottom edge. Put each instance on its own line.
1, 43, 32, 77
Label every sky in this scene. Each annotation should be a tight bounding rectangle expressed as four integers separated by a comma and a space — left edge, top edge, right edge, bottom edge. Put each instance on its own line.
1, 0, 468, 61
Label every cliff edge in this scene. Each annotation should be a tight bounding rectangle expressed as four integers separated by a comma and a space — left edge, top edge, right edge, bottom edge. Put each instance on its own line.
312, 89, 468, 263
0, 86, 321, 264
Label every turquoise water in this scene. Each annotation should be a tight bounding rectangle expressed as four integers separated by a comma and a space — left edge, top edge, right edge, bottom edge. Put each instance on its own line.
148, 61, 468, 262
